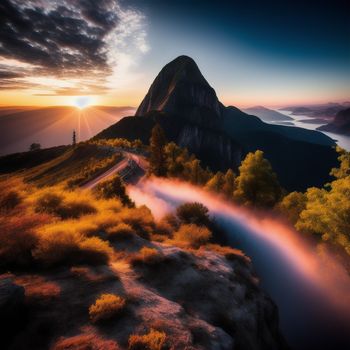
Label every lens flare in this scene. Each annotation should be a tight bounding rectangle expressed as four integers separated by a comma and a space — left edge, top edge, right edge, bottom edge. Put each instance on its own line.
73, 96, 93, 109
128, 177, 350, 349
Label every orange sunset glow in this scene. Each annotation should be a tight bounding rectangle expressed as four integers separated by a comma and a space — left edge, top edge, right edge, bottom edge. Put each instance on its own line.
0, 1, 349, 350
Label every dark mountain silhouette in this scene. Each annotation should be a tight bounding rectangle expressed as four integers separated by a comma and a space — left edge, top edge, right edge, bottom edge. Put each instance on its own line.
281, 102, 350, 120
243, 106, 293, 122
96, 55, 338, 191
318, 107, 350, 135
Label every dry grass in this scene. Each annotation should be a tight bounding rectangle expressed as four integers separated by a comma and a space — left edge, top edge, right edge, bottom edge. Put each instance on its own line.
205, 244, 250, 263
128, 329, 166, 350
52, 333, 120, 350
174, 224, 212, 248
34, 226, 113, 266
31, 187, 96, 219
0, 213, 51, 268
130, 247, 164, 266
119, 206, 155, 239
89, 294, 126, 323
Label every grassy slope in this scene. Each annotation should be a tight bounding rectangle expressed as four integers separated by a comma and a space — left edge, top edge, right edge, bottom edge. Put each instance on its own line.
0, 143, 120, 187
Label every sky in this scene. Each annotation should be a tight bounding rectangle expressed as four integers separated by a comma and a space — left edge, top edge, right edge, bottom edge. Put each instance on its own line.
0, 0, 349, 108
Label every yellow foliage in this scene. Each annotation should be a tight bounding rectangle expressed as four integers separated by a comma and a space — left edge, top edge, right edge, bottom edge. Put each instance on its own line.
128, 329, 166, 350
106, 223, 134, 240
174, 224, 212, 248
130, 247, 164, 265
34, 224, 113, 266
89, 294, 126, 323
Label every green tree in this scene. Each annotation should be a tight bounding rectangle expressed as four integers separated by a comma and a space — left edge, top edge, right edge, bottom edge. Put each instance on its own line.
223, 169, 236, 197
185, 159, 211, 185
233, 150, 282, 207
330, 146, 350, 179
277, 191, 307, 224
176, 202, 210, 226
205, 172, 225, 192
94, 174, 134, 207
149, 124, 167, 176
164, 142, 186, 177
295, 177, 350, 255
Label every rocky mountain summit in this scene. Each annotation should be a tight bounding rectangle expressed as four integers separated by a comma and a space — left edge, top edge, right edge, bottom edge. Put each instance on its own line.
96, 55, 338, 191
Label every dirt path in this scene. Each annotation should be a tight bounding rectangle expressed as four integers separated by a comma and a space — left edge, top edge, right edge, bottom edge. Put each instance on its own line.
81, 151, 148, 190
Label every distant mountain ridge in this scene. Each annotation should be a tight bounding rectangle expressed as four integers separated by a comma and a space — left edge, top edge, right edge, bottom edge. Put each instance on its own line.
243, 106, 293, 122
318, 107, 350, 135
96, 55, 338, 191
281, 102, 350, 120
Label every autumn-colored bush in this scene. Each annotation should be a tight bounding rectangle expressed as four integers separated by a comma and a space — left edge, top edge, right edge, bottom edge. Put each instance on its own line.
176, 202, 210, 226
128, 328, 166, 350
0, 190, 22, 212
119, 206, 155, 239
33, 189, 96, 219
174, 224, 212, 248
89, 294, 126, 323
0, 213, 51, 268
52, 333, 119, 350
156, 214, 178, 236
130, 247, 164, 266
33, 226, 113, 266
106, 223, 134, 240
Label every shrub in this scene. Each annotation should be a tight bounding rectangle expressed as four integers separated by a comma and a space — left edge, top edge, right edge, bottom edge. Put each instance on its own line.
0, 213, 50, 268
35, 192, 63, 215
128, 328, 166, 350
52, 333, 119, 350
174, 224, 212, 248
33, 190, 96, 219
106, 223, 134, 240
33, 227, 112, 266
94, 174, 134, 207
120, 206, 155, 239
0, 190, 22, 212
130, 247, 164, 266
89, 294, 126, 323
176, 202, 210, 226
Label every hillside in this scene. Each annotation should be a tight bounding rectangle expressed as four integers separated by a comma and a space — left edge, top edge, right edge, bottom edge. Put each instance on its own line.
0, 178, 288, 350
96, 56, 338, 191
318, 107, 350, 135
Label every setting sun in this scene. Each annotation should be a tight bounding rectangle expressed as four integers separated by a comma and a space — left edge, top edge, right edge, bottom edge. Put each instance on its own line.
73, 96, 93, 109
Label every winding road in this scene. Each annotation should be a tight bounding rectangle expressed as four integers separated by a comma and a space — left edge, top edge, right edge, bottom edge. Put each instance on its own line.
81, 151, 148, 190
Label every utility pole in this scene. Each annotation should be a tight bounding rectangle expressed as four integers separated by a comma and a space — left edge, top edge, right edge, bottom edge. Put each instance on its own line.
72, 130, 76, 147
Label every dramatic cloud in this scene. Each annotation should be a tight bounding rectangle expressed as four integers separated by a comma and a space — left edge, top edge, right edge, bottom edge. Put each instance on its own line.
0, 0, 149, 95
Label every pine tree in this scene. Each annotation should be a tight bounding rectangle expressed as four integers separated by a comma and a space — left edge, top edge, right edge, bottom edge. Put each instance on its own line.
223, 169, 236, 197
149, 124, 167, 176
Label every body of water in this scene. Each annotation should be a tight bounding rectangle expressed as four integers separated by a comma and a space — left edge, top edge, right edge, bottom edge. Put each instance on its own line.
271, 110, 350, 151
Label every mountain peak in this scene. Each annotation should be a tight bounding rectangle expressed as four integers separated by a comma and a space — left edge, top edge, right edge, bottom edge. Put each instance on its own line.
135, 56, 222, 122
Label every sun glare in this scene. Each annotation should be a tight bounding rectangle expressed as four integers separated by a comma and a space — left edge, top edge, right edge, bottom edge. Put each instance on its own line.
73, 96, 93, 109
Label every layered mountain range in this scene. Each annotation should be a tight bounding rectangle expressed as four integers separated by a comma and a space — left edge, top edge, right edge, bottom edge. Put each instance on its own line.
318, 107, 350, 135
96, 56, 338, 191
